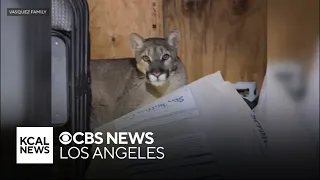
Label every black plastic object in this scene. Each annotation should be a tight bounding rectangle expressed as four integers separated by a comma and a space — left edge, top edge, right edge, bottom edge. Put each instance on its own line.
68, 0, 91, 177
51, 31, 69, 126
51, 0, 91, 178
68, 0, 91, 138
51, 30, 76, 178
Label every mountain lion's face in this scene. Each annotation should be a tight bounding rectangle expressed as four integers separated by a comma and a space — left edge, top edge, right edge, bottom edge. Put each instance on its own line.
129, 31, 180, 87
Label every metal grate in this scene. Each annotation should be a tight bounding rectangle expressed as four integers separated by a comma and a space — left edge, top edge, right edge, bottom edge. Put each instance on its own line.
51, 0, 73, 31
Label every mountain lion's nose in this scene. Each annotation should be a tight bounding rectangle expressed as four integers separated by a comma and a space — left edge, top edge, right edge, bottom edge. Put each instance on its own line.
151, 71, 161, 77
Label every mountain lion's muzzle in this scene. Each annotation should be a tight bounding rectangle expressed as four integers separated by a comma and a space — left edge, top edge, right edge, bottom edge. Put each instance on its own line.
146, 67, 170, 86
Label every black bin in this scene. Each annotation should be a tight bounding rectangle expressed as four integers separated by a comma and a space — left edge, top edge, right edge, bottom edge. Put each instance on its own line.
51, 0, 91, 178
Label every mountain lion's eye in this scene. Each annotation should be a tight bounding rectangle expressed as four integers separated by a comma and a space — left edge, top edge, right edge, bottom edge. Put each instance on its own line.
141, 56, 150, 62
162, 54, 170, 61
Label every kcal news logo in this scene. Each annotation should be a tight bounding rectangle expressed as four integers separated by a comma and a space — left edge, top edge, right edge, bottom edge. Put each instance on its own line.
59, 131, 165, 160
16, 127, 165, 164
16, 127, 53, 164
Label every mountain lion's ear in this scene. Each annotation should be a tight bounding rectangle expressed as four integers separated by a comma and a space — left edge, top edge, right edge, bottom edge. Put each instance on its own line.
129, 33, 144, 52
167, 30, 180, 49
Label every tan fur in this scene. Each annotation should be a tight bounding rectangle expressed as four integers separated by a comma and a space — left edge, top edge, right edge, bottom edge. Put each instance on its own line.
90, 31, 187, 131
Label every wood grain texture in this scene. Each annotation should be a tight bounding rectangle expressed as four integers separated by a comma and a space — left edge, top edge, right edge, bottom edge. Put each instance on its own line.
267, 0, 319, 66
164, 0, 267, 92
88, 0, 163, 59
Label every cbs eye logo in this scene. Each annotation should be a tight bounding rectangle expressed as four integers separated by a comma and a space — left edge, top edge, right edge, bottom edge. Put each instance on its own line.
59, 132, 72, 145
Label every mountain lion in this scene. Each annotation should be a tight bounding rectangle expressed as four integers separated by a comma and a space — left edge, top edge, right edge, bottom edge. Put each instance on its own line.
90, 30, 188, 131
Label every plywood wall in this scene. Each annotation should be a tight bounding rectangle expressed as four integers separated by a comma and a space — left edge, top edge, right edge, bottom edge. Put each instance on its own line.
88, 0, 267, 92
267, 0, 319, 65
164, 0, 267, 89
88, 0, 163, 59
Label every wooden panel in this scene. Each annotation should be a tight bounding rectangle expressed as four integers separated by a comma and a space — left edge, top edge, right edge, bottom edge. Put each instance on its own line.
267, 0, 319, 65
164, 0, 267, 92
88, 0, 163, 59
